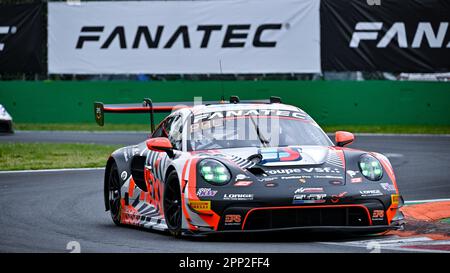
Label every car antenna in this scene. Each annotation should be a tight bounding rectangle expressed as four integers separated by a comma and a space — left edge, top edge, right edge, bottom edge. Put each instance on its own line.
219, 59, 225, 103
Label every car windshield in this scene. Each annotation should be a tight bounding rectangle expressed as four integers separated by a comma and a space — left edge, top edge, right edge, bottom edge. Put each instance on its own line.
187, 109, 332, 151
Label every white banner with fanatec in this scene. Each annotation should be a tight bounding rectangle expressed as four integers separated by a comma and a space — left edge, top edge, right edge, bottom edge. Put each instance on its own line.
48, 0, 320, 74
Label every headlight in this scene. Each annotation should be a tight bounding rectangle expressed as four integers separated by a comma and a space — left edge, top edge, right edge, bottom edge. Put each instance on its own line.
199, 159, 231, 185
359, 154, 383, 181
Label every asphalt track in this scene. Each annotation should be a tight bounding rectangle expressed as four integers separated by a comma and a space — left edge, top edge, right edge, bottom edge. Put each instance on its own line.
2, 130, 450, 200
0, 170, 415, 253
0, 131, 449, 252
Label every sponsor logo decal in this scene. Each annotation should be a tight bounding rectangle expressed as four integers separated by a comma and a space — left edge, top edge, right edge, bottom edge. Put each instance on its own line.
193, 109, 306, 124
259, 177, 277, 182
235, 174, 250, 181
224, 214, 242, 225
313, 175, 344, 180
223, 193, 254, 201
348, 170, 363, 183
267, 167, 341, 175
294, 187, 323, 194
189, 200, 211, 211
329, 180, 345, 186
366, 0, 381, 6
380, 183, 396, 192
372, 210, 385, 220
0, 26, 16, 51
120, 171, 128, 180
76, 24, 283, 50
259, 147, 302, 164
350, 22, 450, 49
347, 170, 359, 177
95, 106, 102, 120
351, 177, 363, 183
234, 180, 253, 187
293, 194, 327, 204
360, 189, 383, 197
280, 175, 311, 181
197, 188, 218, 197
265, 182, 278, 188
391, 194, 400, 205
331, 192, 347, 203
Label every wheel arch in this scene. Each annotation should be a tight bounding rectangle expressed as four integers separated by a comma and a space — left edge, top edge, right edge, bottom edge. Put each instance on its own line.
104, 156, 116, 211
164, 165, 177, 183
164, 160, 187, 192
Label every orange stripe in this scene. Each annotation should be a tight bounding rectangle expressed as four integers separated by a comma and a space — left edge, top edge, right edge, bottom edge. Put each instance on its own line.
180, 160, 196, 230
186, 158, 221, 230
128, 177, 135, 197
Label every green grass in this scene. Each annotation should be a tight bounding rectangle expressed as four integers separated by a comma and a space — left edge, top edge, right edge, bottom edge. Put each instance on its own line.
14, 123, 148, 132
13, 123, 450, 134
0, 143, 122, 171
322, 125, 450, 134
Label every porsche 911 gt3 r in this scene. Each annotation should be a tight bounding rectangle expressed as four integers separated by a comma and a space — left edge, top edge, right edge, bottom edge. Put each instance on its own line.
94, 96, 405, 237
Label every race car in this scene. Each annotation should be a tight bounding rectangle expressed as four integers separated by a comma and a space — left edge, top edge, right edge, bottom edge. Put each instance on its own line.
0, 104, 13, 133
94, 96, 405, 237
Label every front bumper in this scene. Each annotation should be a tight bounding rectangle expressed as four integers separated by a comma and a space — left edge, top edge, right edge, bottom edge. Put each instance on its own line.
184, 201, 404, 236
184, 223, 402, 237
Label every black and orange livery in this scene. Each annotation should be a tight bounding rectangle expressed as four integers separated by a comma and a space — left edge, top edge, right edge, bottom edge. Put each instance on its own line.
96, 97, 405, 237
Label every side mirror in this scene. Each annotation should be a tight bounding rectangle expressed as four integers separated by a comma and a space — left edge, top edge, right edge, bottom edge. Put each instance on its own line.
335, 131, 354, 147
146, 137, 174, 157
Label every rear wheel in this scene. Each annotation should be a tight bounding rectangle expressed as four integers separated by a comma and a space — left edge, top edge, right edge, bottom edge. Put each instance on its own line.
108, 163, 122, 226
164, 170, 182, 237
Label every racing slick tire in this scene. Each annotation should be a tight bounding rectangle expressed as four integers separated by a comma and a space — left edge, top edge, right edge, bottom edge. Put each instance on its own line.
163, 170, 182, 237
108, 162, 122, 226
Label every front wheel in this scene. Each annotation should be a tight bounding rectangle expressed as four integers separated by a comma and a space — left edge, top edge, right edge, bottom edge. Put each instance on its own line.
108, 162, 122, 226
163, 170, 182, 237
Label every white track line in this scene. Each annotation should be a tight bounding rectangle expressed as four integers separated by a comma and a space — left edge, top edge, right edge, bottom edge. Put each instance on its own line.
0, 167, 105, 174
320, 236, 450, 253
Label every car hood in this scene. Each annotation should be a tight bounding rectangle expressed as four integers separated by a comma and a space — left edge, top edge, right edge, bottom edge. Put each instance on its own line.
195, 146, 332, 167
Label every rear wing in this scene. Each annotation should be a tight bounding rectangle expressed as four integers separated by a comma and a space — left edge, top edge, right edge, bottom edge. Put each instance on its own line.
94, 96, 280, 132
94, 98, 190, 131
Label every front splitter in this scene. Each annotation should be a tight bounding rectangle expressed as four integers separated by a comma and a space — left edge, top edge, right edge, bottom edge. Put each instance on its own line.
183, 224, 401, 237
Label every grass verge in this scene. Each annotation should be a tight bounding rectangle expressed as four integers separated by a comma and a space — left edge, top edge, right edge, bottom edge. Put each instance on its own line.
322, 125, 450, 134
13, 123, 450, 134
0, 143, 122, 171
14, 123, 148, 132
